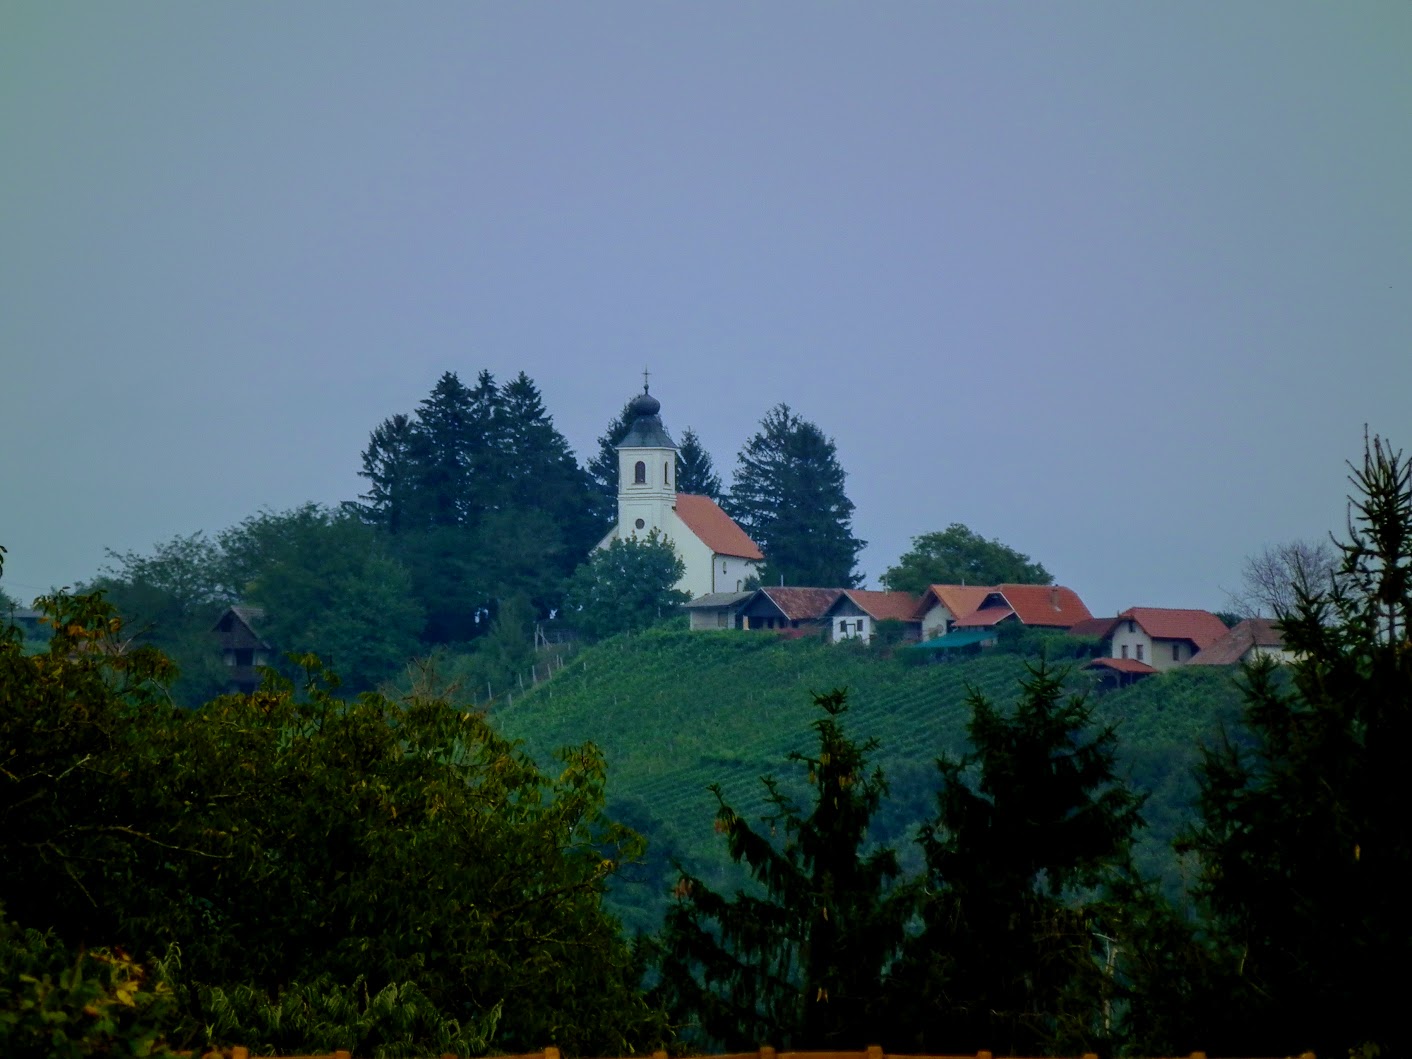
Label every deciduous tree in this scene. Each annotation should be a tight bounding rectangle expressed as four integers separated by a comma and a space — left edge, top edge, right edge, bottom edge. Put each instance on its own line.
881, 523, 1051, 594
727, 405, 864, 588
562, 531, 689, 641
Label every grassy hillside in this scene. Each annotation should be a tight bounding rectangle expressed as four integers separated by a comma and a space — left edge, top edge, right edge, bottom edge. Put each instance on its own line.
492, 629, 1249, 930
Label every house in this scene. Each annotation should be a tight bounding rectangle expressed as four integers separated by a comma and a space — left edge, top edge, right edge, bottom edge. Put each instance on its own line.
952, 584, 1093, 631
1107, 607, 1229, 670
594, 386, 765, 599
822, 590, 922, 644
213, 605, 273, 694
682, 591, 753, 630
1083, 656, 1159, 688
915, 584, 992, 640
1189, 617, 1293, 666
735, 587, 842, 634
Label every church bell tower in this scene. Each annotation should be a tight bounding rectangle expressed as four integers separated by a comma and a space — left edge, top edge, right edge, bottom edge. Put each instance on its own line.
616, 385, 677, 542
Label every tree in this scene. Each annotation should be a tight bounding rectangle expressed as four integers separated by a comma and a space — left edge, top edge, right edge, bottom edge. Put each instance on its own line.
727, 405, 865, 587
218, 506, 424, 691
1224, 537, 1337, 619
351, 411, 423, 534
587, 400, 641, 531
677, 427, 723, 501
1179, 434, 1412, 1059
87, 532, 232, 704
0, 588, 667, 1056
881, 523, 1052, 594
893, 661, 1143, 1055
562, 532, 689, 641
497, 371, 600, 556
657, 689, 912, 1050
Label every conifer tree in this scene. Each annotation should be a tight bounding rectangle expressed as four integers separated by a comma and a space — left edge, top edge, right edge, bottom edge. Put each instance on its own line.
1179, 433, 1412, 1059
894, 661, 1143, 1055
658, 689, 912, 1050
587, 400, 641, 530
677, 427, 723, 501
727, 405, 865, 587
354, 412, 423, 533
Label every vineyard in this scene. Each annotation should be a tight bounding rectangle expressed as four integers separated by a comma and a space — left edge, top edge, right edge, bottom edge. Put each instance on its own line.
491, 629, 1248, 929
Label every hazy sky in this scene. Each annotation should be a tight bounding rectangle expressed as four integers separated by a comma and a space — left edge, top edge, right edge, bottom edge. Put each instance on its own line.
2, 3, 1409, 616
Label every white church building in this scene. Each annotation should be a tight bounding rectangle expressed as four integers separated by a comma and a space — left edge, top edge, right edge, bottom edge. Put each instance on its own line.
594, 387, 764, 599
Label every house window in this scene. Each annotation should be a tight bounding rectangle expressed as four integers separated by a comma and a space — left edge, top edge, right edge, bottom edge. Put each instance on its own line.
839, 620, 847, 633
634, 518, 645, 530
1121, 644, 1129, 659
1173, 643, 1180, 661
736, 580, 742, 590
634, 461, 646, 484
718, 613, 727, 628
664, 461, 671, 485
1136, 644, 1144, 661
234, 648, 254, 667
1127, 620, 1135, 633
722, 561, 727, 573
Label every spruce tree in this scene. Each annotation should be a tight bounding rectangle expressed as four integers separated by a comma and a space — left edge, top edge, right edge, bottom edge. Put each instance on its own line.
353, 412, 423, 533
1179, 433, 1412, 1059
894, 661, 1143, 1055
587, 400, 641, 530
727, 404, 865, 587
677, 427, 723, 501
658, 689, 912, 1050
411, 371, 478, 528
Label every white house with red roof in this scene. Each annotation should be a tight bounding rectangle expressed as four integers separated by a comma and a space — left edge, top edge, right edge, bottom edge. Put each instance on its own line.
1108, 607, 1229, 670
915, 584, 993, 640
594, 386, 765, 600
823, 589, 922, 643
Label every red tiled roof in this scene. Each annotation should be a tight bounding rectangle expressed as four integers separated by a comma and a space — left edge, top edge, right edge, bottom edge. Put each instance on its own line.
916, 584, 992, 622
954, 606, 1016, 628
1068, 616, 1119, 640
756, 587, 844, 621
675, 494, 764, 560
1085, 657, 1158, 675
997, 584, 1093, 627
1189, 618, 1286, 666
838, 589, 922, 622
1119, 607, 1228, 650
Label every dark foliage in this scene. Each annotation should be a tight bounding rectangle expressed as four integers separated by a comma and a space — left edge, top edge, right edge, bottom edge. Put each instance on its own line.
657, 689, 912, 1050
727, 405, 864, 588
1178, 433, 1412, 1059
893, 661, 1144, 1055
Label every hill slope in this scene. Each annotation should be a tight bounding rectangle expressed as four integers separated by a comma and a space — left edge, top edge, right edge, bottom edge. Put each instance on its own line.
492, 629, 1248, 929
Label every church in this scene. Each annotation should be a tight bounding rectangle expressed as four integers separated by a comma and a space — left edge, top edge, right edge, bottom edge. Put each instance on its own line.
594, 386, 764, 599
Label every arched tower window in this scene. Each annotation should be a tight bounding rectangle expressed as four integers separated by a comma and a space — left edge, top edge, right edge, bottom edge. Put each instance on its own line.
664, 461, 671, 485
634, 460, 646, 484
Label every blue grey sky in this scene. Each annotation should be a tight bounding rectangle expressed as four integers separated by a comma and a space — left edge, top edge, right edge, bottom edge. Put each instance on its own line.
2, 3, 1409, 616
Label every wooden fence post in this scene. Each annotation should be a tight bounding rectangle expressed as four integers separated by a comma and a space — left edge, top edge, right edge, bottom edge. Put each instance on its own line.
545, 1047, 561, 1059
759, 1045, 776, 1059
866, 1044, 884, 1059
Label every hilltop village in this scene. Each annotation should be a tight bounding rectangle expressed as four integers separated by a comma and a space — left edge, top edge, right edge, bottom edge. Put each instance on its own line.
195, 383, 1295, 696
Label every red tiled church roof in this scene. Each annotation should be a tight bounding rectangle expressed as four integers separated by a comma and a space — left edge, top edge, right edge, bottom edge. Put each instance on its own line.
675, 493, 764, 560
1118, 607, 1228, 650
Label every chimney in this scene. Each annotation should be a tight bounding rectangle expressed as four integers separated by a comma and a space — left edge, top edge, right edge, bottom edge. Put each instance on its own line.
1050, 586, 1060, 610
